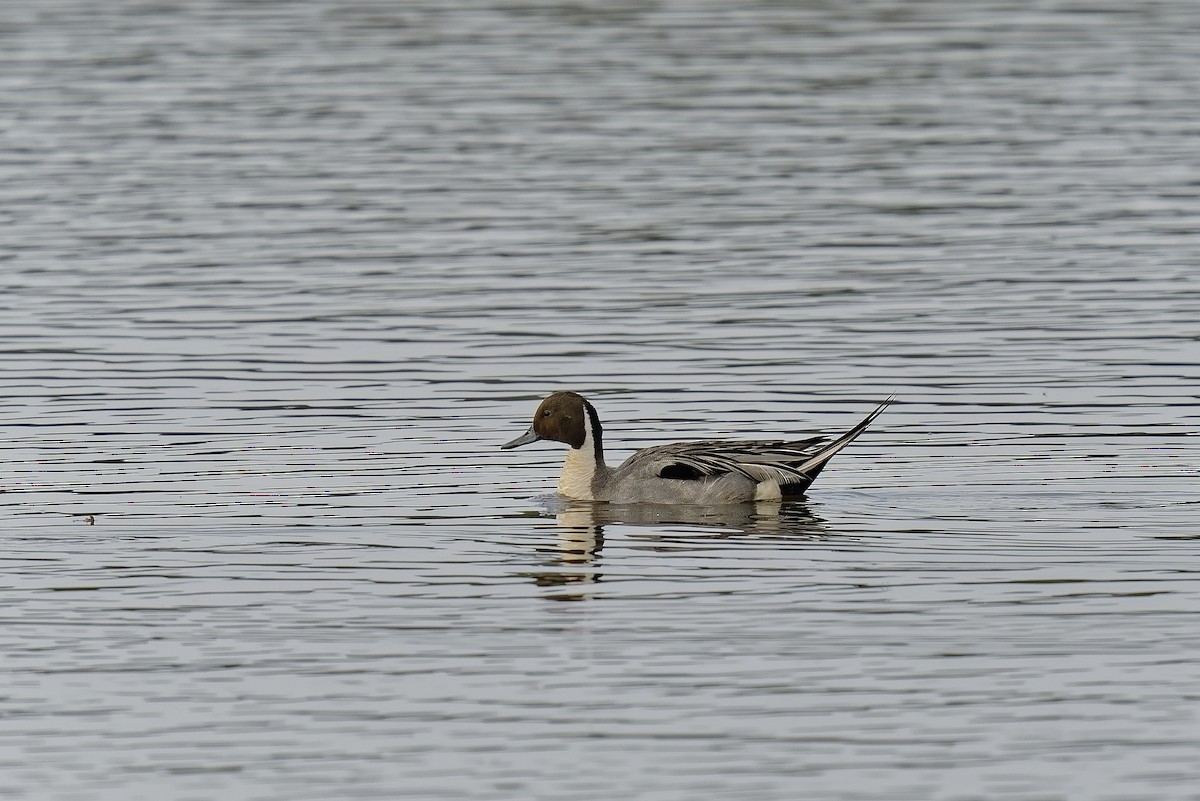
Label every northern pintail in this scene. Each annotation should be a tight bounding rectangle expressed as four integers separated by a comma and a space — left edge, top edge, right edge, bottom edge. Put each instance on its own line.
501, 392, 891, 504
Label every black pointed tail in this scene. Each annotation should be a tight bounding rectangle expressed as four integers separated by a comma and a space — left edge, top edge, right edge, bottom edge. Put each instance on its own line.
781, 397, 894, 496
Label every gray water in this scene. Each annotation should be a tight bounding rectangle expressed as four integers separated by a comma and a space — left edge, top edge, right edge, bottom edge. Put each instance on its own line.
3, 1, 1199, 799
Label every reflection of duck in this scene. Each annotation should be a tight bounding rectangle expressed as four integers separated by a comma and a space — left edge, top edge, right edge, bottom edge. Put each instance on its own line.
502, 392, 891, 503
552, 498, 829, 539
526, 499, 831, 601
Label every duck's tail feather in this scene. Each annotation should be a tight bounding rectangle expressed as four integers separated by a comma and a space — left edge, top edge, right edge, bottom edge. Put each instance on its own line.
780, 396, 894, 495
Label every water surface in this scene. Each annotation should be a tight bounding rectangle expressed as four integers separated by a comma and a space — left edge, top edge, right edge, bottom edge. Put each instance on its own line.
2, 1, 1199, 799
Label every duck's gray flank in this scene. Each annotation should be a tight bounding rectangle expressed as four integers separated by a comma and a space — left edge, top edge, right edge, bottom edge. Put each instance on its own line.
502, 392, 892, 504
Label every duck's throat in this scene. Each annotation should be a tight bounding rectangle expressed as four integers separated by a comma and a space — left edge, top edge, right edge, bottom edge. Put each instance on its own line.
558, 447, 597, 500
557, 413, 604, 500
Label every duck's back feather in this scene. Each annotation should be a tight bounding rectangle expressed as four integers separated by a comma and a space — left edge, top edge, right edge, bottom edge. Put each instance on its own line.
620, 436, 828, 489
611, 398, 893, 500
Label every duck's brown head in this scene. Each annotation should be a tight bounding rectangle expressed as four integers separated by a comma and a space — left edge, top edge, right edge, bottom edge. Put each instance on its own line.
500, 391, 602, 451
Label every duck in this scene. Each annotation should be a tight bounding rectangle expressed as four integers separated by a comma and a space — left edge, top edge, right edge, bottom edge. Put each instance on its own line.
501, 391, 891, 504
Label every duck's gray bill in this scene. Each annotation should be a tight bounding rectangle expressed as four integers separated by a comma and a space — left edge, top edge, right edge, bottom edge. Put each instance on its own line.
500, 427, 542, 450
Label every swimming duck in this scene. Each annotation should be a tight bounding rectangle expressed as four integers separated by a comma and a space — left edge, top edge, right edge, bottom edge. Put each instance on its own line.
501, 392, 891, 504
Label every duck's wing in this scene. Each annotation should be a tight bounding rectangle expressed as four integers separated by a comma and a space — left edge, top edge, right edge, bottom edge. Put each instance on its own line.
621, 437, 830, 486
620, 398, 893, 493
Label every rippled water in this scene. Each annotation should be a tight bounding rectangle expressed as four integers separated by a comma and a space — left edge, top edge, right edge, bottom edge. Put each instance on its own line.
3, 1, 1199, 799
